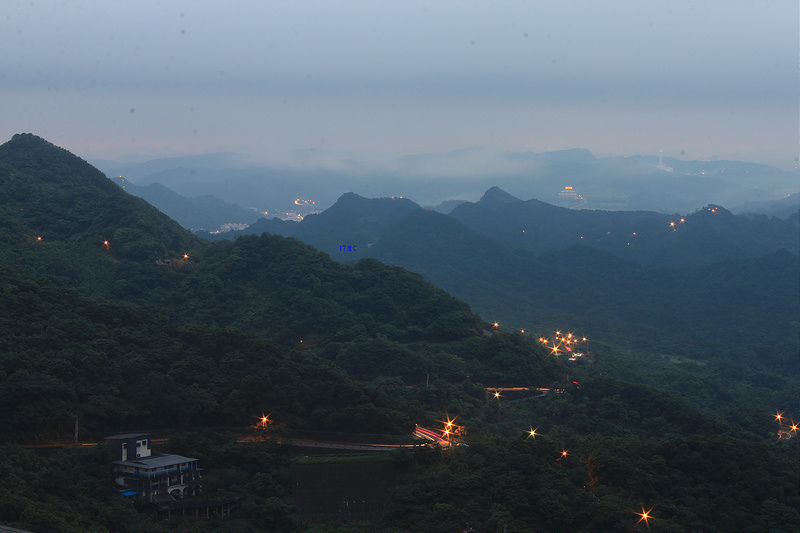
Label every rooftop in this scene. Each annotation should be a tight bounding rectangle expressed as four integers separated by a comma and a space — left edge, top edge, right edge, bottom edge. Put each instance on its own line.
114, 453, 198, 469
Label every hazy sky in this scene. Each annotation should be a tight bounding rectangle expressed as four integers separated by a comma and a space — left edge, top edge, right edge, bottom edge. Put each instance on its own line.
1, 1, 797, 168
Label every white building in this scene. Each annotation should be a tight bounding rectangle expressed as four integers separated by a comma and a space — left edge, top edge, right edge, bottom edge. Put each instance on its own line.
106, 433, 201, 502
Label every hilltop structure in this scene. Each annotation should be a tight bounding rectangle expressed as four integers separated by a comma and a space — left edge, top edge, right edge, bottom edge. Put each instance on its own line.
655, 149, 674, 172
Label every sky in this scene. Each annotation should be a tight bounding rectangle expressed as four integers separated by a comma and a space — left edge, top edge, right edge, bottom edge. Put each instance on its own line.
1, 0, 797, 170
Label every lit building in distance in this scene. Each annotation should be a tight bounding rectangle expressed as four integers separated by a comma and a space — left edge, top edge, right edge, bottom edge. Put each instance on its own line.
557, 186, 586, 207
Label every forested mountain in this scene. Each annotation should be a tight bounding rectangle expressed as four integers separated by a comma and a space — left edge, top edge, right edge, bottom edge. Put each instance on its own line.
370, 206, 799, 342
449, 186, 799, 267
211, 188, 797, 350
0, 135, 559, 436
1, 134, 797, 533
0, 133, 201, 294
0, 262, 415, 443
0, 135, 488, 341
203, 188, 799, 427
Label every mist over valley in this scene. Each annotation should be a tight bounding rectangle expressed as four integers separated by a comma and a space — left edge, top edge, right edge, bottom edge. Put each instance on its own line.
94, 147, 798, 227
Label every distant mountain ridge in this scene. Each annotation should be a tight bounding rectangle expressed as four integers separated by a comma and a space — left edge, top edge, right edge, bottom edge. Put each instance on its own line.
731, 191, 800, 219
110, 177, 263, 231
91, 146, 798, 215
203, 187, 798, 352
225, 186, 798, 269
449, 187, 799, 268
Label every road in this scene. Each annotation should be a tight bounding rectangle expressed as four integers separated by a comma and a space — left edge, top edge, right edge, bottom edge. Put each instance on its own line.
21, 430, 434, 453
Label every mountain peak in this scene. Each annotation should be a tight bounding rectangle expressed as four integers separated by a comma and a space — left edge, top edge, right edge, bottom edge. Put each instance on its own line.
478, 186, 522, 206
331, 192, 419, 211
2, 133, 79, 161
4, 132, 56, 149
0, 134, 197, 260
0, 133, 115, 191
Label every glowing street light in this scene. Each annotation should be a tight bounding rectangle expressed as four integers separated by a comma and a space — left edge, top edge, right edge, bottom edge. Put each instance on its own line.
257, 412, 272, 429
635, 506, 656, 528
440, 415, 458, 431
527, 427, 539, 439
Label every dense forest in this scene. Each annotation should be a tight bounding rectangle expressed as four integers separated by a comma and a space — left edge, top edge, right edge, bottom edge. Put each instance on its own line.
0, 134, 797, 532
205, 189, 799, 428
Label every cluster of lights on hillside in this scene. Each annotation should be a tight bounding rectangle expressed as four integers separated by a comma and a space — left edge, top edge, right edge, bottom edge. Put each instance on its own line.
33, 235, 194, 265
538, 330, 588, 359
773, 410, 798, 439
439, 415, 464, 443
668, 217, 687, 232
491, 323, 589, 360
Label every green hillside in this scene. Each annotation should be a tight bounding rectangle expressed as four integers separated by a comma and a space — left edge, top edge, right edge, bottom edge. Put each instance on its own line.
368, 209, 799, 428
0, 134, 797, 533
0, 133, 201, 294
0, 135, 557, 424
199, 188, 799, 434
0, 262, 414, 443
